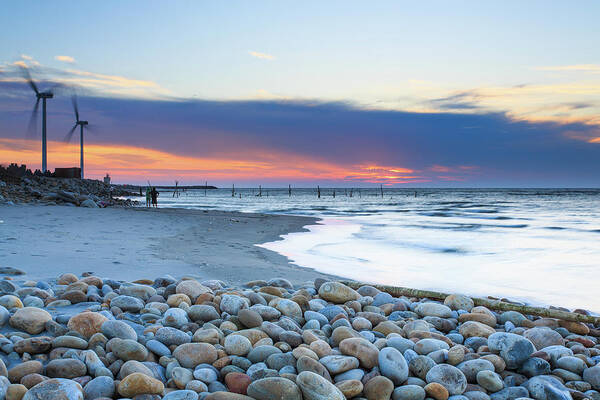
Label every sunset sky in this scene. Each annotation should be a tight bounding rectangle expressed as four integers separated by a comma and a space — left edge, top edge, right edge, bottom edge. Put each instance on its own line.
1, 1, 599, 186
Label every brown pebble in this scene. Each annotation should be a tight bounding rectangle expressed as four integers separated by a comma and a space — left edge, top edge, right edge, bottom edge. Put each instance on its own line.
6, 384, 27, 400
425, 382, 450, 400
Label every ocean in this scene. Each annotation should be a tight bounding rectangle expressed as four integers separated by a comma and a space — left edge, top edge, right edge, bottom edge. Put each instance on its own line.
133, 188, 600, 311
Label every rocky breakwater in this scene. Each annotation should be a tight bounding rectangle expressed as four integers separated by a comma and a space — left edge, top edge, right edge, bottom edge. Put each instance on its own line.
0, 176, 136, 207
0, 276, 597, 399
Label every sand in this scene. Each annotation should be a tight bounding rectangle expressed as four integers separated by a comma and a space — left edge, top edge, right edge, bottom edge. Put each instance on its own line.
0, 205, 343, 285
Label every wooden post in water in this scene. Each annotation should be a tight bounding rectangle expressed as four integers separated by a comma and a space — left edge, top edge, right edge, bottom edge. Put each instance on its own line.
205, 181, 207, 197
333, 189, 335, 198
232, 184, 235, 197
259, 185, 262, 197
349, 188, 353, 198
359, 189, 361, 198
380, 184, 384, 198
289, 184, 291, 197
317, 186, 321, 198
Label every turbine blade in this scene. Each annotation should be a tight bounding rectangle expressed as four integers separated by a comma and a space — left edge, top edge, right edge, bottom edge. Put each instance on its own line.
26, 98, 40, 137
71, 95, 79, 122
64, 124, 77, 142
84, 124, 96, 133
19, 66, 39, 94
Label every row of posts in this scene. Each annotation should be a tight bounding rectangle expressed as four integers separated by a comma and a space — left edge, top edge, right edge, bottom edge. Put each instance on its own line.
221, 184, 406, 198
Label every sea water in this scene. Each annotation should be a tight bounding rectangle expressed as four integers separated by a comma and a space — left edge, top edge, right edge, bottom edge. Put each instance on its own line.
136, 188, 600, 311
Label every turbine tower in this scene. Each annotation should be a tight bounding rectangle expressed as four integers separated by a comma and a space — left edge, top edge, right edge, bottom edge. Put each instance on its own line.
22, 66, 54, 173
65, 96, 89, 179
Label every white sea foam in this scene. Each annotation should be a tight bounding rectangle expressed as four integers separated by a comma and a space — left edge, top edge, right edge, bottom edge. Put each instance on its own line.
137, 188, 600, 311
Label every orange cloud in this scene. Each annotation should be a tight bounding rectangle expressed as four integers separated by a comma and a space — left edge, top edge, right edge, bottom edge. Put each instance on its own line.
0, 138, 427, 185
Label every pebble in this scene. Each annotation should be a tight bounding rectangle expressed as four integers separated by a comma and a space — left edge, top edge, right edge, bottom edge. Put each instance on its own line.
9, 307, 52, 334
296, 371, 345, 400
22, 378, 83, 400
118, 372, 164, 397
0, 272, 596, 400
246, 377, 302, 400
426, 364, 468, 395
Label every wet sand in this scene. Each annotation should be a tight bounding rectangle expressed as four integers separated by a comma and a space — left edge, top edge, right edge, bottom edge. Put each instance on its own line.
0, 205, 342, 285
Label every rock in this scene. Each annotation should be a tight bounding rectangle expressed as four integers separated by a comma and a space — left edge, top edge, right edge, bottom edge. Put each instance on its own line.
193, 368, 218, 384
415, 338, 450, 355
410, 355, 437, 380
224, 335, 252, 356
188, 305, 220, 322
0, 295, 23, 309
238, 309, 262, 328
0, 267, 25, 276
393, 385, 427, 400
7, 384, 28, 400
523, 327, 564, 350
80, 199, 98, 208
379, 347, 409, 385
9, 307, 51, 334
318, 282, 360, 303
364, 376, 394, 400
425, 382, 450, 400
205, 393, 253, 400
46, 359, 87, 379
22, 378, 83, 400
583, 365, 600, 390
519, 357, 551, 377
117, 372, 164, 397
172, 367, 194, 389
339, 338, 379, 369
444, 294, 474, 311
457, 359, 495, 382
67, 312, 108, 339
221, 295, 248, 315
524, 375, 571, 400
120, 284, 156, 300
14, 336, 53, 354
176, 280, 211, 301
459, 321, 496, 339
296, 371, 345, 400
426, 364, 468, 395
335, 380, 363, 398
416, 302, 453, 318
163, 390, 199, 400
83, 376, 114, 400
476, 370, 503, 392
246, 377, 302, 400
155, 327, 191, 346
173, 343, 218, 368
487, 332, 535, 369
8, 361, 43, 383
111, 338, 148, 361
101, 319, 138, 340
319, 355, 359, 375
110, 295, 145, 312
225, 372, 251, 394
119, 360, 153, 379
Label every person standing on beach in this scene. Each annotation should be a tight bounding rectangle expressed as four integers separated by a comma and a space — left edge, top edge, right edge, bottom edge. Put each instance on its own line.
151, 187, 159, 208
145, 187, 151, 208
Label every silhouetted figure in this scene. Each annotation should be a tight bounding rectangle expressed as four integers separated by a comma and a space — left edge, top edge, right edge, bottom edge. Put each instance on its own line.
151, 187, 159, 208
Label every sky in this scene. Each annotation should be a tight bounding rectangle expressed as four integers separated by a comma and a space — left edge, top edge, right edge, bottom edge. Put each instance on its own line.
1, 1, 599, 186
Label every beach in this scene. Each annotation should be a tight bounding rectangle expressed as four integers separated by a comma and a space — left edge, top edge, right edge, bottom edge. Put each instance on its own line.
0, 205, 341, 285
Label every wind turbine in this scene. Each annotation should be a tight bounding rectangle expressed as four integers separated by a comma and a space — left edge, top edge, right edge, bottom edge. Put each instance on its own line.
65, 96, 89, 179
21, 66, 54, 173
